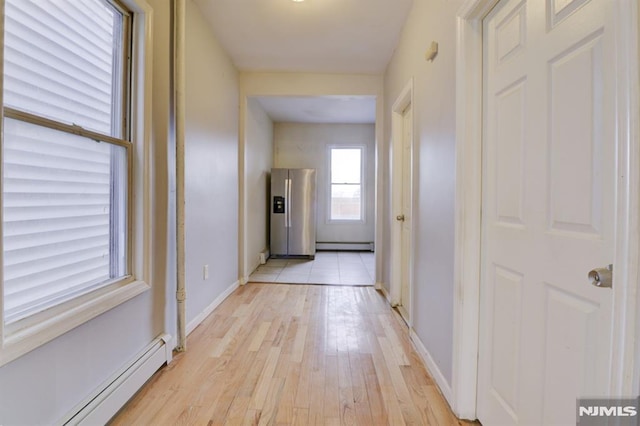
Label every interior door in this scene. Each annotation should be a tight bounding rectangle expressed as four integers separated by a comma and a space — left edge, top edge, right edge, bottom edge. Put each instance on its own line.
399, 103, 413, 322
478, 0, 615, 424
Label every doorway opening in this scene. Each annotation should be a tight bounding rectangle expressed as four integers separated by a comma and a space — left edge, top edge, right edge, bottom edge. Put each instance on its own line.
240, 94, 381, 288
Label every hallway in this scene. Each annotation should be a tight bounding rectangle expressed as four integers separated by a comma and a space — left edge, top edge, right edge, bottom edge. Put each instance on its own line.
111, 284, 467, 425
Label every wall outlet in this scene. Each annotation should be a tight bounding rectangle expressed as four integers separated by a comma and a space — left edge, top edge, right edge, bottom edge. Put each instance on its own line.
259, 249, 269, 265
203, 264, 209, 280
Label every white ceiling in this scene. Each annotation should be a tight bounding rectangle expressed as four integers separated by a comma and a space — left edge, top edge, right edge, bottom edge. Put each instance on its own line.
255, 96, 376, 123
194, 0, 414, 74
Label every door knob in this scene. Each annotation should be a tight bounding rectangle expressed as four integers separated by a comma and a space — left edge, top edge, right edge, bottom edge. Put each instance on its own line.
396, 214, 405, 222
588, 264, 613, 288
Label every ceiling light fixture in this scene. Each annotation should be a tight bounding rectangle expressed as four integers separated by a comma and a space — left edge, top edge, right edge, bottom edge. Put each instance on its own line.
292, 0, 305, 2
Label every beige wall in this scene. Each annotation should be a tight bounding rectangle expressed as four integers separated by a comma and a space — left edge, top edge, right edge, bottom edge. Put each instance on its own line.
244, 99, 273, 276
383, 0, 464, 387
184, 0, 240, 323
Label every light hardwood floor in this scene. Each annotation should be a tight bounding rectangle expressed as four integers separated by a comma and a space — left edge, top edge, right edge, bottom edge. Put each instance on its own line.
110, 284, 473, 425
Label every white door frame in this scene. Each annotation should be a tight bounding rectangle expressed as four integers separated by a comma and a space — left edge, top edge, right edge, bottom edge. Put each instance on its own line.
452, 0, 640, 419
390, 78, 414, 324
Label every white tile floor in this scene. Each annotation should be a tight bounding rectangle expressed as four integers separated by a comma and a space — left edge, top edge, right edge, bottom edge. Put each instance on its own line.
249, 251, 375, 286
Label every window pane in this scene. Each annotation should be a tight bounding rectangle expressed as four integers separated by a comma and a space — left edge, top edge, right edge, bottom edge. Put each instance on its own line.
331, 184, 361, 221
2, 118, 128, 323
4, 0, 125, 137
331, 148, 361, 184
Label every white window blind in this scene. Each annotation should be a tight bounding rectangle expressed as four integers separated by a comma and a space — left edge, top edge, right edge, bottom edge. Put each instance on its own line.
4, 0, 121, 135
2, 0, 129, 324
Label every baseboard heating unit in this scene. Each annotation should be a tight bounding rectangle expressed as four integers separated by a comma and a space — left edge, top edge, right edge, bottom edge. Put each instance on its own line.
316, 242, 374, 251
60, 334, 172, 425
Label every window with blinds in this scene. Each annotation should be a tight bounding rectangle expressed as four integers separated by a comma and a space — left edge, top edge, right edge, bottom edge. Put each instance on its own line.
2, 0, 131, 324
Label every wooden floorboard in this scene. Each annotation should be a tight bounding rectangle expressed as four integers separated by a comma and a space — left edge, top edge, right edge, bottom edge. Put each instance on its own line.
110, 284, 476, 425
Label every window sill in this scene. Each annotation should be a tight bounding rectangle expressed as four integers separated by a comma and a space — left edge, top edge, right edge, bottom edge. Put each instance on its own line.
326, 219, 366, 224
0, 279, 150, 367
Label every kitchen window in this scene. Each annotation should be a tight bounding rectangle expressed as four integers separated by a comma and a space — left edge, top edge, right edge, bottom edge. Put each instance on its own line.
329, 147, 364, 221
0, 0, 152, 365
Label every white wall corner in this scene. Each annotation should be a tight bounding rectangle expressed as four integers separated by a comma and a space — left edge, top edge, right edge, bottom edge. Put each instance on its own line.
186, 280, 239, 336
409, 329, 454, 408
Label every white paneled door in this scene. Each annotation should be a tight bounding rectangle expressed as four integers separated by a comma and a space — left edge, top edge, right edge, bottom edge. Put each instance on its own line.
399, 103, 413, 323
478, 0, 616, 424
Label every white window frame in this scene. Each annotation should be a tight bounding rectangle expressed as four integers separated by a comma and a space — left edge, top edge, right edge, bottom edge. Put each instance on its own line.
327, 145, 366, 224
0, 0, 153, 367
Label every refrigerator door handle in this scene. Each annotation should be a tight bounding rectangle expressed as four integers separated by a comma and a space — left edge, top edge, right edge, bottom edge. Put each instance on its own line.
284, 179, 288, 228
286, 178, 292, 228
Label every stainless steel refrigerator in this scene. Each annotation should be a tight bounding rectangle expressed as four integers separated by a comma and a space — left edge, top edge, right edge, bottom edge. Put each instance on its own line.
270, 168, 317, 258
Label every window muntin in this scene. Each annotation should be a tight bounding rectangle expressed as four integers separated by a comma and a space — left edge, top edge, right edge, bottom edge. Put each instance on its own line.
2, 0, 132, 324
330, 148, 363, 221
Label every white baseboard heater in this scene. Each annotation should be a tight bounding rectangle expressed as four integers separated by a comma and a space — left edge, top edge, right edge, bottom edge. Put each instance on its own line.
316, 242, 374, 251
60, 334, 173, 425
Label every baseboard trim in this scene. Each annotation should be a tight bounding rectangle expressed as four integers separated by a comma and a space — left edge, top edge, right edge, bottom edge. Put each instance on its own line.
61, 334, 172, 425
376, 282, 390, 301
409, 329, 454, 407
186, 280, 239, 336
